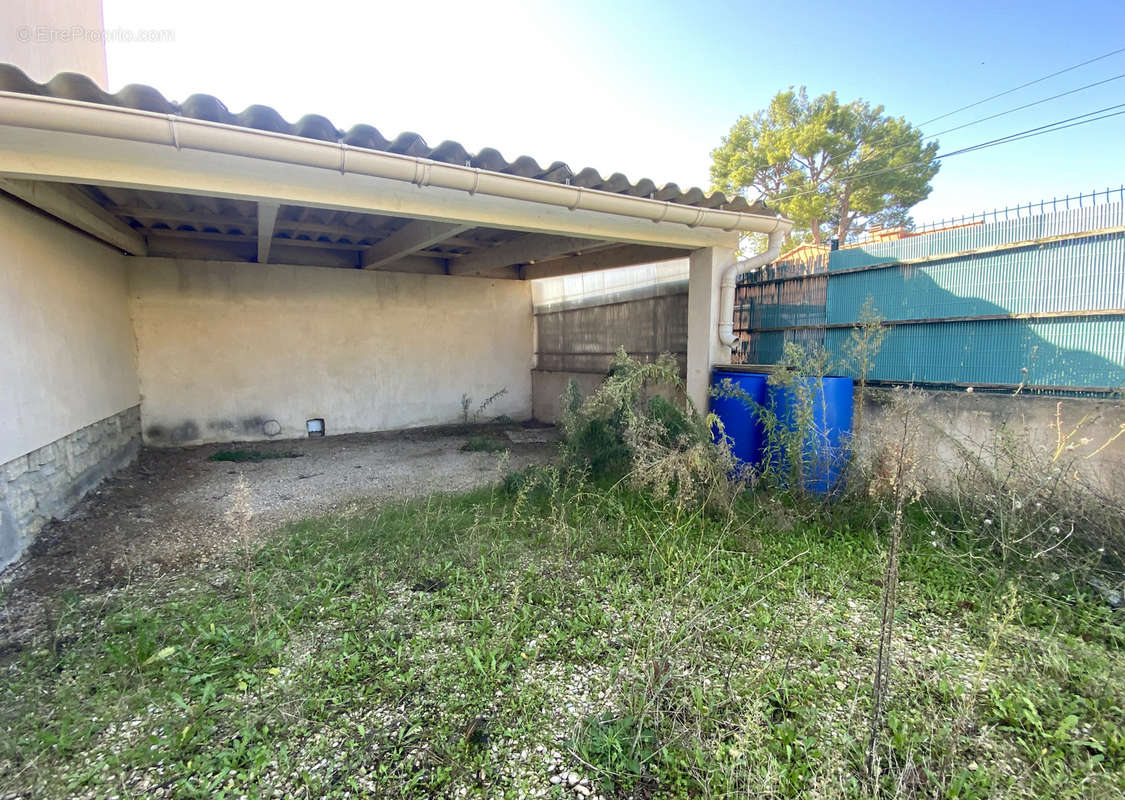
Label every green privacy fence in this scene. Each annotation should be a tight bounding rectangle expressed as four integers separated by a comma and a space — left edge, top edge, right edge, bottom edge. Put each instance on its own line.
734, 202, 1125, 394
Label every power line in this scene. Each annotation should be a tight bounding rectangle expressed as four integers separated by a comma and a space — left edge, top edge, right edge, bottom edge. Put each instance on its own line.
939, 101, 1125, 156
919, 45, 1125, 126
735, 56, 1125, 184
945, 107, 1125, 156
729, 50, 1125, 209
926, 71, 1125, 138
766, 102, 1125, 204
844, 70, 1125, 166
805, 67, 1120, 180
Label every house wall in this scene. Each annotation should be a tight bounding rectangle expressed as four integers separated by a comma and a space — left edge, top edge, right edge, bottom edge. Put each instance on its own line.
0, 194, 141, 568
128, 258, 534, 445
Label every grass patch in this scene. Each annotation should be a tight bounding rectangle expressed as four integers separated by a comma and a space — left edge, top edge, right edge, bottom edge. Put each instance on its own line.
0, 474, 1121, 798
459, 434, 510, 453
208, 449, 303, 463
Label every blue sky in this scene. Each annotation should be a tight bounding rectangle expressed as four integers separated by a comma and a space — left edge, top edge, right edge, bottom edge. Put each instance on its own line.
102, 0, 1125, 223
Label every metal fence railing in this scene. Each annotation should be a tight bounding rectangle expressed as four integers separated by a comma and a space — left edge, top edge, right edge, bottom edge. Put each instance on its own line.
882, 185, 1125, 240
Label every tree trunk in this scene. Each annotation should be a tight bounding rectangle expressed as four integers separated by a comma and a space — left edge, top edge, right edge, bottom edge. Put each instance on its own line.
837, 190, 852, 244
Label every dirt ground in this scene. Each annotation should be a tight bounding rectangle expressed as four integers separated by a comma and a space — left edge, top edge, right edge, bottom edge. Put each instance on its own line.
0, 425, 556, 656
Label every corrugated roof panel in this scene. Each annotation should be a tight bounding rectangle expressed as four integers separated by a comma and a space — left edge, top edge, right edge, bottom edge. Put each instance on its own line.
0, 63, 764, 215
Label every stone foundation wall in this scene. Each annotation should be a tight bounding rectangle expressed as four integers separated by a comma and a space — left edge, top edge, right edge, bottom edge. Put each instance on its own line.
0, 405, 141, 570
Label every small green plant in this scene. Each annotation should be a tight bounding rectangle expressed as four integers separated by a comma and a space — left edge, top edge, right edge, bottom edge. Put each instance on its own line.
572, 714, 660, 795
460, 388, 509, 425
460, 434, 509, 453
742, 342, 841, 497
864, 387, 924, 782
923, 395, 1125, 590
840, 296, 886, 433
209, 449, 302, 463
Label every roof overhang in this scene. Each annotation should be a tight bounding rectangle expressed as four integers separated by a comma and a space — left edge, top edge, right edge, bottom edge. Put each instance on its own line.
0, 92, 792, 277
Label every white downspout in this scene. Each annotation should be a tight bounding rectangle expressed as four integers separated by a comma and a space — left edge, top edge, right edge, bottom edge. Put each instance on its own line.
718, 227, 789, 349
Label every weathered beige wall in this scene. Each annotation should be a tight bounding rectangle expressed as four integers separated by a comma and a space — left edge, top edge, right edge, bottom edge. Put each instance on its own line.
129, 259, 533, 445
859, 389, 1125, 502
0, 194, 139, 464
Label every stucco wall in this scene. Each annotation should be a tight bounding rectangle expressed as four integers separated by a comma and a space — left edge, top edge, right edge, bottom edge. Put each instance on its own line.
0, 194, 140, 465
129, 259, 534, 445
0, 193, 141, 569
859, 389, 1125, 501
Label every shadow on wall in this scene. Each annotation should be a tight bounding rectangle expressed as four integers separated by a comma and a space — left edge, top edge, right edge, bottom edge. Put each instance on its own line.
145, 415, 283, 445
825, 262, 1125, 390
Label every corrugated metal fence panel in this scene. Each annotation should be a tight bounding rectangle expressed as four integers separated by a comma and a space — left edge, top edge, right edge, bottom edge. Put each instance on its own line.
739, 327, 826, 366
827, 203, 1125, 271
827, 232, 1125, 323
538, 203, 1123, 391
735, 275, 828, 329
825, 316, 1125, 388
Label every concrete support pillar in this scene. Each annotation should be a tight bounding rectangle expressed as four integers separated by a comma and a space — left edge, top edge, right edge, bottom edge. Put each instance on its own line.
686, 245, 736, 412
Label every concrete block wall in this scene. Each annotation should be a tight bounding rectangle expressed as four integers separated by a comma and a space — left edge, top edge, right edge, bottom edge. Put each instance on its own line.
534, 282, 688, 375
0, 406, 141, 566
532, 281, 688, 421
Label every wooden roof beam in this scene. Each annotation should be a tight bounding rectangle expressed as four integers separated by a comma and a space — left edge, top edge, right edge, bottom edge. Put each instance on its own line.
448, 233, 608, 277
0, 177, 147, 255
520, 244, 690, 280
257, 201, 279, 264
362, 220, 473, 269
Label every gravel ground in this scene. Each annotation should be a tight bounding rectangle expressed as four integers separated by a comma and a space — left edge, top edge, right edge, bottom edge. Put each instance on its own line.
0, 425, 556, 655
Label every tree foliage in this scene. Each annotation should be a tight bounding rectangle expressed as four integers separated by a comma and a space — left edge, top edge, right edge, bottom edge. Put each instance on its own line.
711, 87, 940, 247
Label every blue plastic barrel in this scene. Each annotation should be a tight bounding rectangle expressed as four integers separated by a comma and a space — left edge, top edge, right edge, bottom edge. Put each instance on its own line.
710, 369, 769, 467
767, 376, 855, 495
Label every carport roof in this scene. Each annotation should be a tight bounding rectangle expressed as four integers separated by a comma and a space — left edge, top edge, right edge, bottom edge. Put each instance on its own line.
0, 64, 766, 215
0, 64, 791, 279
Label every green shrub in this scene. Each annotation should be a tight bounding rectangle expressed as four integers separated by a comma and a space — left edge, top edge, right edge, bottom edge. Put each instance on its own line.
558, 348, 743, 512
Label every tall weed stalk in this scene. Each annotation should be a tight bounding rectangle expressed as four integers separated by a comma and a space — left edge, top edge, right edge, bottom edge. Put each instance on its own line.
863, 387, 924, 781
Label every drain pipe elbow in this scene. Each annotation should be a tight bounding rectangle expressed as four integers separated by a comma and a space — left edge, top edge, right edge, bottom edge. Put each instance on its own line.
718, 227, 787, 349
